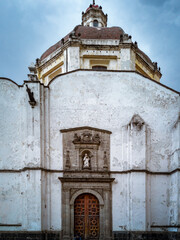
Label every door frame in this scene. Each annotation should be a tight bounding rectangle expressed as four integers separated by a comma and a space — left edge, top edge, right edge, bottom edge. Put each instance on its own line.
73, 192, 100, 239
59, 177, 114, 240
70, 189, 104, 239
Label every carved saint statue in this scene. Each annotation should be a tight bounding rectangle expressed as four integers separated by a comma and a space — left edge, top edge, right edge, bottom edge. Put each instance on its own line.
83, 153, 90, 169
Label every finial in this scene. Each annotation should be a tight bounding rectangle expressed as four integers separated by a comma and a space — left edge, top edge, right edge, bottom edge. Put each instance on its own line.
93, 0, 95, 5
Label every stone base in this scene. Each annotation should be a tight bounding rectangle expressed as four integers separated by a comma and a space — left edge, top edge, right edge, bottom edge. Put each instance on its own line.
113, 231, 180, 240
0, 231, 61, 240
0, 231, 180, 240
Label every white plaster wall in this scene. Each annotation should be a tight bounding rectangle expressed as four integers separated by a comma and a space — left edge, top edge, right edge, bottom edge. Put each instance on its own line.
0, 80, 22, 169
150, 175, 169, 226
169, 172, 180, 227
48, 70, 179, 231
111, 173, 147, 231
171, 118, 180, 170
0, 71, 179, 232
120, 49, 135, 70
49, 173, 62, 230
0, 173, 23, 231
68, 47, 80, 71
0, 80, 43, 231
0, 171, 42, 231
111, 174, 128, 231
24, 170, 42, 231
48, 70, 179, 173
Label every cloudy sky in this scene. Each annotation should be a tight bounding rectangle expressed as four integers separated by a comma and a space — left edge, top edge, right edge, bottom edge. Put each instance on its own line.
0, 0, 180, 91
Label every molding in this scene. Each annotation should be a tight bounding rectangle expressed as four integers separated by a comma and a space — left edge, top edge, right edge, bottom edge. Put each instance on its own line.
0, 167, 179, 175
59, 177, 115, 183
70, 189, 104, 206
0, 167, 63, 173
151, 225, 180, 228
60, 126, 112, 134
0, 224, 22, 227
111, 168, 180, 175
82, 55, 117, 59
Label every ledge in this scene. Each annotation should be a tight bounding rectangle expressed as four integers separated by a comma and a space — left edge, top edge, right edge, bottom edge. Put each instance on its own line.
0, 224, 22, 227
0, 168, 180, 175
60, 126, 112, 134
59, 177, 115, 183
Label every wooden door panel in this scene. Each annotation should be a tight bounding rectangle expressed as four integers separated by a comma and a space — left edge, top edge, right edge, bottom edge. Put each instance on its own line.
74, 194, 99, 239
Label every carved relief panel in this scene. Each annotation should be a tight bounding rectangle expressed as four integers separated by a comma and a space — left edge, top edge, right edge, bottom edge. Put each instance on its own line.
60, 127, 111, 172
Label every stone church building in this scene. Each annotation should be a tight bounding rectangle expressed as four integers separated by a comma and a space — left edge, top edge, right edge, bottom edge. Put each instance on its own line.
0, 2, 179, 240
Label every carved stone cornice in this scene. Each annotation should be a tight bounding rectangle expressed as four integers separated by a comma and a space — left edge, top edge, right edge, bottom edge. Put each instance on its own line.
73, 132, 100, 145
59, 177, 115, 183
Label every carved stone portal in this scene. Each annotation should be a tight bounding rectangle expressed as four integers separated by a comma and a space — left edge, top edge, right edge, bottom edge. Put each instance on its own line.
60, 126, 111, 172
60, 126, 114, 240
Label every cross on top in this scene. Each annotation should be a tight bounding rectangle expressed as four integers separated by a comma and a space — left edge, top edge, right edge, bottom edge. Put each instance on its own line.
93, 0, 95, 5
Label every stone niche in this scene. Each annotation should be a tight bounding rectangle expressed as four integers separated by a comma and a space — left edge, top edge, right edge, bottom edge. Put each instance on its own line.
59, 126, 114, 240
60, 126, 111, 173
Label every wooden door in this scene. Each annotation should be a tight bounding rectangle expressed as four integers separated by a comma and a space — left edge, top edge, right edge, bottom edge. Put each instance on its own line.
74, 193, 99, 239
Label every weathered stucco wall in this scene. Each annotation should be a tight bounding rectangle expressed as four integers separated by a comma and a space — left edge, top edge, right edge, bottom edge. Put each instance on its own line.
0, 80, 42, 231
0, 71, 179, 233
0, 80, 22, 169
49, 71, 178, 172
48, 70, 179, 231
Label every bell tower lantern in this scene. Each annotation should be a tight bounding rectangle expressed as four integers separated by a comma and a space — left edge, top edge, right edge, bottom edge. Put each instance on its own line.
82, 1, 108, 27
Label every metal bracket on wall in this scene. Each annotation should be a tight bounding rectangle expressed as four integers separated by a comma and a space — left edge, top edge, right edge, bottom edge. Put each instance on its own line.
26, 84, 36, 108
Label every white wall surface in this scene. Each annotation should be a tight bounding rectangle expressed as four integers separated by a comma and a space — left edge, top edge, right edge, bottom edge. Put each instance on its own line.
0, 70, 179, 232
48, 70, 179, 231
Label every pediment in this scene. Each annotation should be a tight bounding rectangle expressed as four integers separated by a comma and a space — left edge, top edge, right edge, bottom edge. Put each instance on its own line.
60, 126, 112, 134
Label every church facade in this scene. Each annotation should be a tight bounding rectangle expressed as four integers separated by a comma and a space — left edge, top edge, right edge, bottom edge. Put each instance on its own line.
0, 2, 179, 240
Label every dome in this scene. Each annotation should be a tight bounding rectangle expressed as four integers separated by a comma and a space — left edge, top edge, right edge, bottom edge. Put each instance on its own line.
40, 25, 125, 60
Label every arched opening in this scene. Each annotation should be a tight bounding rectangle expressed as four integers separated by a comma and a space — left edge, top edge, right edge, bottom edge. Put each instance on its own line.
92, 65, 107, 70
80, 149, 92, 170
93, 20, 98, 27
74, 193, 100, 239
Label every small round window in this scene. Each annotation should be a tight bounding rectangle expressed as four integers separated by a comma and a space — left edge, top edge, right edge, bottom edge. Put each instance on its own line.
93, 20, 98, 27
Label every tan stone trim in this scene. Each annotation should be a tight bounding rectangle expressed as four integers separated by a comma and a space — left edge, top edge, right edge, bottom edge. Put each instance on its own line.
59, 177, 115, 183
82, 55, 117, 59
69, 189, 104, 206
60, 126, 112, 134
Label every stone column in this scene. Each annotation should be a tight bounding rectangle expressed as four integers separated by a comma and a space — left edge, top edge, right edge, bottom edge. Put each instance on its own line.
62, 188, 71, 240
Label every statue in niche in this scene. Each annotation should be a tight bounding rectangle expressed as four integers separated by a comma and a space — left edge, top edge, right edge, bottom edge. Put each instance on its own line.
83, 153, 91, 169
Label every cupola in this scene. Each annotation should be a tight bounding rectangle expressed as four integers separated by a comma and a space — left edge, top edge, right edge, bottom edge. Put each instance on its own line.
82, 0, 108, 27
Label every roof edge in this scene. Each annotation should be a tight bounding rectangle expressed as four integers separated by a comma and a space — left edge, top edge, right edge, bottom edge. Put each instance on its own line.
48, 69, 180, 94
0, 77, 23, 87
